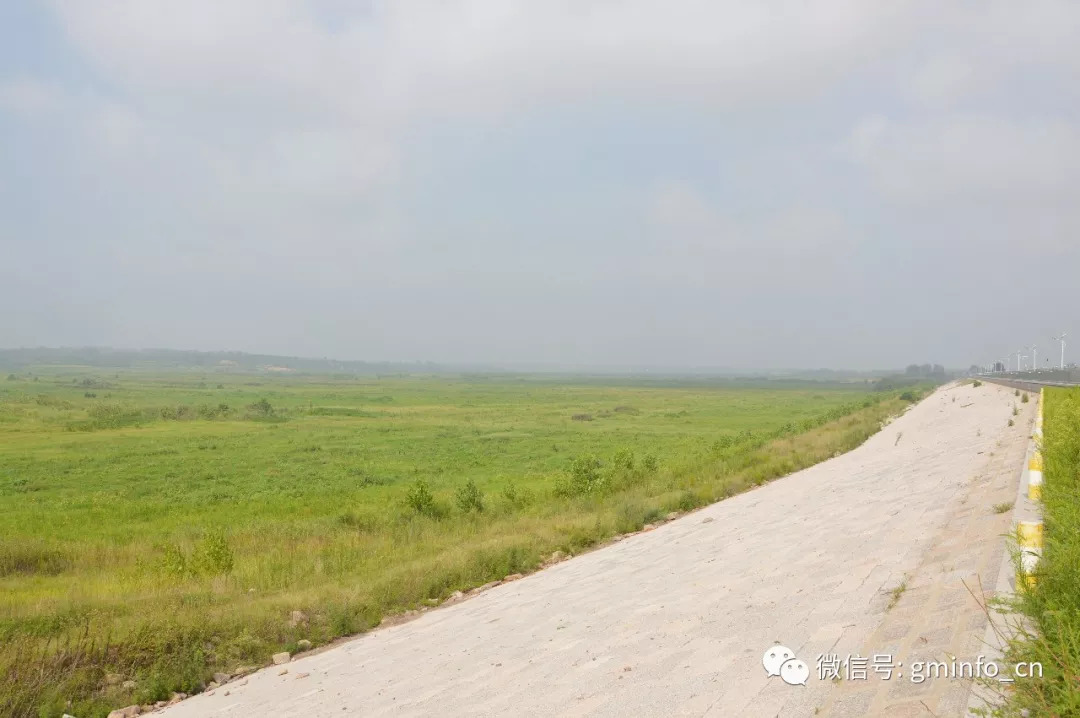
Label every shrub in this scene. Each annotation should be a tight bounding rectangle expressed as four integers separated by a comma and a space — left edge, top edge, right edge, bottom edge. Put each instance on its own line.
196, 532, 234, 575
612, 448, 635, 472
68, 402, 143, 431
640, 454, 659, 473
500, 482, 533, 508
675, 490, 701, 513
196, 403, 230, 419
1022, 392, 1030, 403
556, 454, 609, 496
161, 544, 188, 576
405, 478, 437, 516
247, 398, 274, 417
160, 404, 198, 421
711, 435, 735, 452
972, 379, 982, 387
615, 500, 649, 533
571, 413, 593, 422
899, 391, 918, 402
455, 478, 484, 513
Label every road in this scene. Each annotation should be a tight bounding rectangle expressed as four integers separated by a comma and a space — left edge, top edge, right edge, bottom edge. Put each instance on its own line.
158, 381, 1031, 717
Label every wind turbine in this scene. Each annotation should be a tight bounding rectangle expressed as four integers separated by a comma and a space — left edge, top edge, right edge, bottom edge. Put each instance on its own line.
1053, 333, 1068, 369
1016, 348, 1023, 372
1031, 344, 1038, 373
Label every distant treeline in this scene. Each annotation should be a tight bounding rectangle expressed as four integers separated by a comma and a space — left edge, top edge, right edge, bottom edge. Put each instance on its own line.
872, 362, 951, 391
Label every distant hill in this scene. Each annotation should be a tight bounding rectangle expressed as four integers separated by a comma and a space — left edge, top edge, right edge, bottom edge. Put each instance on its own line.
0, 347, 466, 374
0, 346, 958, 382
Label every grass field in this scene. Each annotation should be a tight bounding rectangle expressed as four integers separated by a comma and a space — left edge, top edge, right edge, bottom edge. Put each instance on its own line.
0, 370, 913, 717
1004, 387, 1080, 717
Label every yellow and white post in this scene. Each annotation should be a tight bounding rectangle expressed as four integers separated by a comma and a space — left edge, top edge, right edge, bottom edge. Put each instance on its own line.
1028, 450, 1044, 501
1017, 520, 1043, 589
1017, 388, 1046, 588
1028, 389, 1045, 501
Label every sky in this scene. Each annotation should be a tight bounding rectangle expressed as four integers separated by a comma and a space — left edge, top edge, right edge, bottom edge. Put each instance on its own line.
1, 1, 1078, 370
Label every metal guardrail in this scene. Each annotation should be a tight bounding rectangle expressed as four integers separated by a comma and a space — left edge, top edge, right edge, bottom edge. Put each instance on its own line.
979, 372, 1080, 392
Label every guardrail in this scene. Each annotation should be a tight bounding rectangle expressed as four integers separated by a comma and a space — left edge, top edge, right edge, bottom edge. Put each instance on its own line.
978, 373, 1080, 392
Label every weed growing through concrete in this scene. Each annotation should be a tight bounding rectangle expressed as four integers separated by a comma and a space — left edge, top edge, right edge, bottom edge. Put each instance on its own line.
887, 577, 909, 611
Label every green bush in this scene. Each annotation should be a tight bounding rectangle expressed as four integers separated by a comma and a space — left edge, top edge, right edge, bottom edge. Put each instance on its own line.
455, 478, 484, 513
501, 482, 532, 508
898, 391, 918, 402
67, 402, 144, 431
405, 478, 437, 516
972, 379, 982, 387
640, 454, 659, 473
555, 454, 609, 496
711, 435, 735, 452
612, 448, 635, 472
247, 398, 274, 417
1022, 392, 1030, 403
197, 533, 234, 575
159, 533, 234, 577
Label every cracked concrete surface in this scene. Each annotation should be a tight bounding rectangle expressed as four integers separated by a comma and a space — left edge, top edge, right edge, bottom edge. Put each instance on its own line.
157, 381, 1029, 718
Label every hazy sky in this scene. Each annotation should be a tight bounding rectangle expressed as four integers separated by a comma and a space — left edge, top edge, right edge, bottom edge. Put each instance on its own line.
2, 2, 1078, 369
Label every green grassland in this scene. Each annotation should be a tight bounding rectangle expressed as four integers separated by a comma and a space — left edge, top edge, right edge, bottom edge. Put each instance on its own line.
1004, 387, 1080, 716
0, 370, 912, 716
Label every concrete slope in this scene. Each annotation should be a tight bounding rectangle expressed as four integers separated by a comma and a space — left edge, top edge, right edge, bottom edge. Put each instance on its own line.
158, 381, 1029, 718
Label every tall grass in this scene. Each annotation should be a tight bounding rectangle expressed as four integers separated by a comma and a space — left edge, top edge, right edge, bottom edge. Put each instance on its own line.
1003, 387, 1080, 716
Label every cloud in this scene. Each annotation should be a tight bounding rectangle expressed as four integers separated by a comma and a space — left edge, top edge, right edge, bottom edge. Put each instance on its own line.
53, 1, 917, 113
847, 115, 1080, 209
4, 1, 1080, 366
0, 77, 66, 115
644, 180, 861, 288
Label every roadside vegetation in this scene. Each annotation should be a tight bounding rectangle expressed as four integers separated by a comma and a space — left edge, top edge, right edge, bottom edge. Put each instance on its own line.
1002, 387, 1080, 716
0, 371, 920, 717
